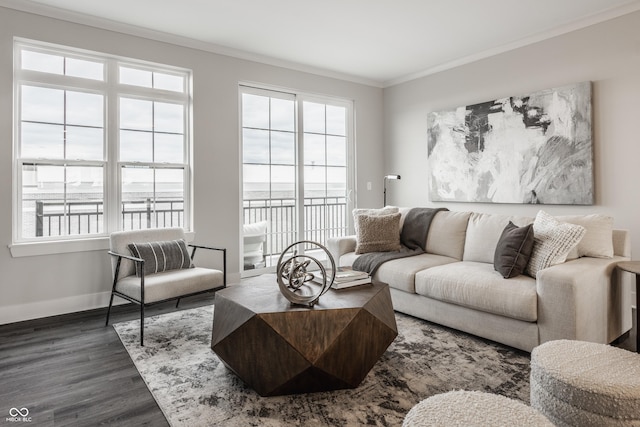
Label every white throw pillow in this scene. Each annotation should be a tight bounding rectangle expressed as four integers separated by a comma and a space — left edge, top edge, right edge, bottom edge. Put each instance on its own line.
556, 214, 614, 259
526, 211, 586, 278
243, 221, 268, 253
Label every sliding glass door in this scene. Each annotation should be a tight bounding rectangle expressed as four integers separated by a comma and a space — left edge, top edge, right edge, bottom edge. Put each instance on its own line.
240, 86, 353, 274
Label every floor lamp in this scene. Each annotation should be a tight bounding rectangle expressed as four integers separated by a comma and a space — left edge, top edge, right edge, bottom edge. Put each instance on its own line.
383, 174, 401, 206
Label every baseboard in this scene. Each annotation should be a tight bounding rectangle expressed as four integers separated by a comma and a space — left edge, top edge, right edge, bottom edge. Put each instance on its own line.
0, 291, 127, 325
0, 272, 241, 325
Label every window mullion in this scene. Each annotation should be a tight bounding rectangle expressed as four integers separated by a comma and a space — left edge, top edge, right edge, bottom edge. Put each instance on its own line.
106, 59, 120, 233
296, 97, 305, 243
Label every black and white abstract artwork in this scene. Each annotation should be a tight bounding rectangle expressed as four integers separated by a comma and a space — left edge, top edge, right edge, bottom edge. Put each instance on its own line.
427, 82, 593, 204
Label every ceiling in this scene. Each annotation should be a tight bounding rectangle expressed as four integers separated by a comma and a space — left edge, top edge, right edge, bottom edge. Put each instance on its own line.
5, 0, 640, 87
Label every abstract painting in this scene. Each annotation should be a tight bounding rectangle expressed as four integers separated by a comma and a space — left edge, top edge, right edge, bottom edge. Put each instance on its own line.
427, 82, 593, 204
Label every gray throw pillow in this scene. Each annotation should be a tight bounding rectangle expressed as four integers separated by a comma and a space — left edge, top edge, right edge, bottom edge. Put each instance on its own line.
128, 239, 193, 277
494, 222, 534, 279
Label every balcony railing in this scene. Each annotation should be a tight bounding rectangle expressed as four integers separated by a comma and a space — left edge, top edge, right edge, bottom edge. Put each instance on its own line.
33, 197, 350, 258
242, 197, 349, 258
34, 199, 184, 237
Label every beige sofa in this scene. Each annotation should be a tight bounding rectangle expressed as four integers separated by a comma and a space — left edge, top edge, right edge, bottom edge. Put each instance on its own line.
328, 209, 632, 352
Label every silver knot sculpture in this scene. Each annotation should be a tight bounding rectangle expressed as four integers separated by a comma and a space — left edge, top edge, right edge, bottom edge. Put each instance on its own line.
276, 240, 336, 307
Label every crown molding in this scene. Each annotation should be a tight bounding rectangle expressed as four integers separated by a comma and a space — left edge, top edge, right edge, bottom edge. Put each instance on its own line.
384, 0, 640, 87
3, 0, 639, 89
0, 0, 384, 88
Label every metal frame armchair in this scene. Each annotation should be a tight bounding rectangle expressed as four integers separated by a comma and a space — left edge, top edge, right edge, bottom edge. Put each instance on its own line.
105, 227, 226, 345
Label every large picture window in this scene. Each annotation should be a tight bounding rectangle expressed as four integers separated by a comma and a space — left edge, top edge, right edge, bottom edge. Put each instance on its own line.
13, 40, 191, 242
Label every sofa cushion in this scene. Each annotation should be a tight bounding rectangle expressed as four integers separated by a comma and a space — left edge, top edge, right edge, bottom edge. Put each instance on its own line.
374, 253, 459, 294
463, 213, 533, 263
526, 211, 586, 278
415, 261, 538, 322
355, 213, 402, 254
339, 251, 359, 268
425, 210, 471, 260
494, 222, 535, 278
557, 214, 614, 259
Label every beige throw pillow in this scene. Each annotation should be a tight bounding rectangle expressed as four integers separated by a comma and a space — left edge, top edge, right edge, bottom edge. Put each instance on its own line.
355, 213, 401, 254
353, 206, 399, 234
557, 214, 614, 259
526, 210, 586, 278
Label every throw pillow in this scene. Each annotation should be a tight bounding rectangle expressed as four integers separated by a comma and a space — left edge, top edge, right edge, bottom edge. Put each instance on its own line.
556, 214, 614, 259
494, 222, 535, 279
243, 220, 268, 254
525, 211, 586, 278
128, 239, 193, 277
355, 213, 402, 254
463, 213, 533, 264
353, 206, 399, 234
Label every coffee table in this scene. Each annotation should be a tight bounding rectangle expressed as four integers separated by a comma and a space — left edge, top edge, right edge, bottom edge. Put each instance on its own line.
211, 275, 398, 396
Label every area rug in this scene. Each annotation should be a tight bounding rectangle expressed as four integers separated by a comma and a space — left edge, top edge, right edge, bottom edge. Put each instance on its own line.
113, 306, 530, 426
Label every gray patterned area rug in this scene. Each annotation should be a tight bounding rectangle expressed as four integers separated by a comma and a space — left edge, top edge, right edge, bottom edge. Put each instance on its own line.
113, 305, 531, 426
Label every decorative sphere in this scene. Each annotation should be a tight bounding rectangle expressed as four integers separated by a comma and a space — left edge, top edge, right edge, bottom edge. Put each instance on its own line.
276, 241, 336, 307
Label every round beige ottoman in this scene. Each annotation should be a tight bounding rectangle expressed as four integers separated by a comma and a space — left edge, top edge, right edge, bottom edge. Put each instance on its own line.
402, 390, 552, 427
530, 340, 640, 426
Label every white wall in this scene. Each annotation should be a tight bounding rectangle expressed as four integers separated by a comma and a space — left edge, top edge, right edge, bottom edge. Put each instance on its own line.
0, 7, 384, 324
383, 11, 640, 259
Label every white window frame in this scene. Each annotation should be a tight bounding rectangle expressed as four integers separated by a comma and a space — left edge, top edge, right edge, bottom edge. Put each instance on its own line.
297, 93, 356, 241
239, 84, 356, 276
11, 39, 193, 256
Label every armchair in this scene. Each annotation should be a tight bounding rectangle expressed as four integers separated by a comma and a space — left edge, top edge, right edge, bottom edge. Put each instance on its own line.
105, 227, 226, 345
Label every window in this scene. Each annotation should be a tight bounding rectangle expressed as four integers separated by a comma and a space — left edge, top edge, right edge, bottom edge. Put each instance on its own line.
13, 40, 191, 243
241, 86, 354, 273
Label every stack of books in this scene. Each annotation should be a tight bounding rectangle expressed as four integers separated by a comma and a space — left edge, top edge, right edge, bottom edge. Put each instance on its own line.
331, 267, 371, 289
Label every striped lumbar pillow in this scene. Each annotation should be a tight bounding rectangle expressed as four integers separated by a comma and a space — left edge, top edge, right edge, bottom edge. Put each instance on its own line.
128, 239, 193, 277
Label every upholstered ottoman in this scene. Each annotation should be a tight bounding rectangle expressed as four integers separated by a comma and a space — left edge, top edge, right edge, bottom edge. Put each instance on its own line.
530, 340, 640, 426
402, 390, 552, 426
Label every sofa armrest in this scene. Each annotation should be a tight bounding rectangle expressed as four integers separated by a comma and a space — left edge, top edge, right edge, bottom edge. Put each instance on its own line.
536, 255, 632, 345
326, 235, 357, 265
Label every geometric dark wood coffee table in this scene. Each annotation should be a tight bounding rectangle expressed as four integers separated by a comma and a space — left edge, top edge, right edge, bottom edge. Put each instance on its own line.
211, 275, 398, 396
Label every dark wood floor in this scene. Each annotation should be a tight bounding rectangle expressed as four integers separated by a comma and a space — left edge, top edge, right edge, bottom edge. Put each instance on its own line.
0, 293, 216, 427
1, 293, 636, 426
